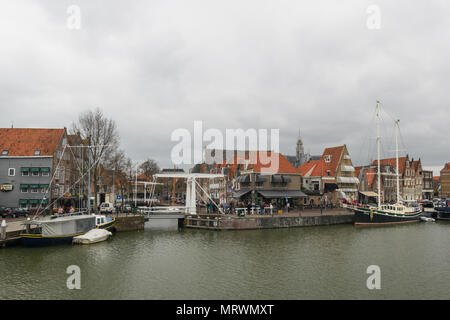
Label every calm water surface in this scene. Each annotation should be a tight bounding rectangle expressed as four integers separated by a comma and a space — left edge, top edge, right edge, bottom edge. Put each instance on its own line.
1, 222, 450, 299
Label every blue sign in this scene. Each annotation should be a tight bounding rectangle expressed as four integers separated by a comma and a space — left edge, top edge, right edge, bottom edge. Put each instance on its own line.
116, 195, 121, 200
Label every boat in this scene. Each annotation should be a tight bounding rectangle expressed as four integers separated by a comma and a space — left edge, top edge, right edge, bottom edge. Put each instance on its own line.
20, 214, 97, 247
420, 216, 435, 222
94, 214, 116, 232
419, 200, 437, 218
434, 199, 450, 221
73, 228, 112, 244
20, 213, 116, 247
351, 101, 421, 226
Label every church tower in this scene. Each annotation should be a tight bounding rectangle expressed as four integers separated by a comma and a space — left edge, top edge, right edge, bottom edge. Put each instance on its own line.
296, 131, 307, 167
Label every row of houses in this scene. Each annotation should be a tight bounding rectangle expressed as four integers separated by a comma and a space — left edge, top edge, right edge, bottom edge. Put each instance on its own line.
191, 135, 446, 207
192, 143, 360, 207
1, 128, 448, 212
0, 128, 136, 212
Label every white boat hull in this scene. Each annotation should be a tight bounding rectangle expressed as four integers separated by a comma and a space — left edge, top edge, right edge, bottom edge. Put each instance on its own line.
73, 229, 112, 244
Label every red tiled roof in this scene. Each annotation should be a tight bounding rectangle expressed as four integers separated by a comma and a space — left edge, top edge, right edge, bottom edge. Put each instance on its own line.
298, 145, 346, 178
0, 128, 64, 156
441, 163, 450, 172
318, 146, 345, 176
215, 151, 298, 174
298, 160, 320, 176
433, 176, 440, 181
372, 157, 407, 175
137, 173, 152, 181
412, 160, 421, 171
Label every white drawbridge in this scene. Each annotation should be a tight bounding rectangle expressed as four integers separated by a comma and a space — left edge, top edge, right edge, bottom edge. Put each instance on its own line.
151, 173, 225, 215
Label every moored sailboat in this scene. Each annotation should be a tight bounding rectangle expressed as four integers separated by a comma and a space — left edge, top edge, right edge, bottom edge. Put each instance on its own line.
351, 101, 421, 226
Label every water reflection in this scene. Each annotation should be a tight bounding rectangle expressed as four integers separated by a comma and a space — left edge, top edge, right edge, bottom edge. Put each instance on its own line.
1, 223, 450, 299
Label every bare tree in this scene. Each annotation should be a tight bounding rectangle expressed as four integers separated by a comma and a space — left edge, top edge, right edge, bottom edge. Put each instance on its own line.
72, 108, 119, 212
106, 149, 127, 209
139, 158, 160, 177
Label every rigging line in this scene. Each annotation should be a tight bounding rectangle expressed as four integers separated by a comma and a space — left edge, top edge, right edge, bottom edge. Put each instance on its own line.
32, 144, 68, 219
37, 151, 104, 218
34, 148, 104, 218
66, 145, 84, 178
356, 105, 376, 166
398, 123, 409, 157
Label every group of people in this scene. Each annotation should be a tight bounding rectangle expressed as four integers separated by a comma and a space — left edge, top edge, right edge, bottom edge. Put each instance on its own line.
57, 204, 76, 215
201, 200, 284, 215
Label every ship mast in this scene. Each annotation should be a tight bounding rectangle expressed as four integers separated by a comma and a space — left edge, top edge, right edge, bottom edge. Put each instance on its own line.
376, 101, 381, 210
395, 119, 401, 204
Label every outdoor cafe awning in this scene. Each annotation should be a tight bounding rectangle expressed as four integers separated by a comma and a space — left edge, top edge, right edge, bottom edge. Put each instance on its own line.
257, 190, 308, 199
236, 175, 250, 183
232, 189, 251, 198
255, 174, 268, 183
359, 191, 378, 197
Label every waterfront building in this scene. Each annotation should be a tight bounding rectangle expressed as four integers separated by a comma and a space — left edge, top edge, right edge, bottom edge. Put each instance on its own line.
0, 128, 75, 212
298, 145, 359, 204
371, 156, 423, 201
205, 150, 307, 207
422, 170, 434, 200
433, 176, 441, 197
92, 165, 122, 206
355, 155, 424, 202
355, 164, 397, 203
440, 163, 450, 198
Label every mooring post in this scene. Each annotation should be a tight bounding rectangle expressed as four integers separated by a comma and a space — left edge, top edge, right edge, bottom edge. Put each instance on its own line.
26, 217, 31, 233
1, 219, 7, 241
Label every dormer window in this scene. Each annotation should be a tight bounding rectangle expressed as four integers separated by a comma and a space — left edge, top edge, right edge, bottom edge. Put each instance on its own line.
1, 150, 8, 156
34, 150, 40, 156
324, 155, 332, 163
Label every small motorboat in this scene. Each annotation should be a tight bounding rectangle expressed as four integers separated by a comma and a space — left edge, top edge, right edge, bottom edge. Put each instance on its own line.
73, 229, 112, 244
420, 216, 435, 222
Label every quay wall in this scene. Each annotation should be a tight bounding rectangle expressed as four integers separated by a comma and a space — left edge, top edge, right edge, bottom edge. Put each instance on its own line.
114, 215, 145, 232
185, 211, 355, 230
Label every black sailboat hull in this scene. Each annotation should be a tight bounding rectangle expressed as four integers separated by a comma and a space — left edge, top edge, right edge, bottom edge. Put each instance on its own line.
354, 208, 421, 226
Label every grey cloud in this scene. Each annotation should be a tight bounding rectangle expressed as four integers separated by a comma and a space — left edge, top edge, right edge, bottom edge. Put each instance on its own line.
1, 0, 449, 175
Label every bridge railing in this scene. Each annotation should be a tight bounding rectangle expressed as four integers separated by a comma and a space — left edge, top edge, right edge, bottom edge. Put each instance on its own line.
137, 206, 187, 215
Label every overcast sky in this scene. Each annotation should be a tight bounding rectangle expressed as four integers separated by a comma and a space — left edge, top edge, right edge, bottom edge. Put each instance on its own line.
1, 0, 449, 175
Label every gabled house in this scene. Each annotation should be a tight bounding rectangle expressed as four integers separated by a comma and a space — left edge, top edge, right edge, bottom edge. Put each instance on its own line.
372, 155, 423, 201
213, 151, 307, 207
356, 164, 397, 203
298, 145, 359, 203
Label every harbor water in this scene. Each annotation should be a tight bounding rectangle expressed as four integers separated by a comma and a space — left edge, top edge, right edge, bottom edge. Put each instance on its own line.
1, 222, 450, 299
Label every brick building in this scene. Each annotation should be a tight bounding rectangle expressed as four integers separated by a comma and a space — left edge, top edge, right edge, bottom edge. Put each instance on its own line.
298, 145, 359, 204
440, 163, 450, 198
0, 128, 76, 212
